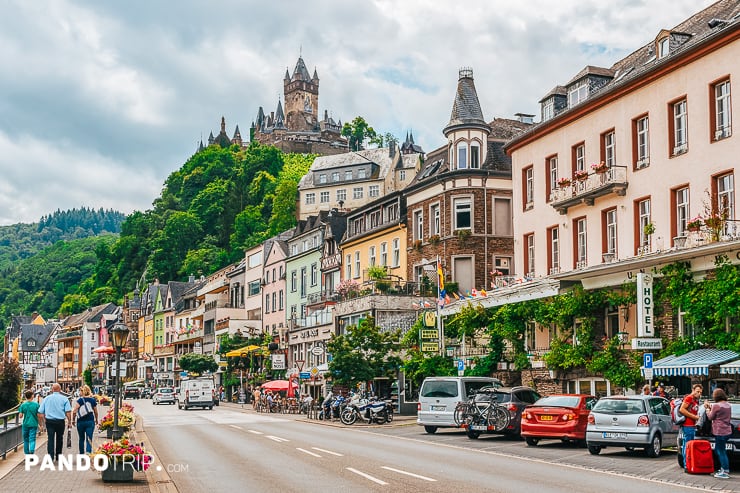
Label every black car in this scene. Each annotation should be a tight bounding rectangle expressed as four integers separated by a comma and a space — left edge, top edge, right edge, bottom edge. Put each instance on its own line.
677, 400, 740, 467
465, 386, 541, 439
123, 386, 141, 399
140, 388, 152, 399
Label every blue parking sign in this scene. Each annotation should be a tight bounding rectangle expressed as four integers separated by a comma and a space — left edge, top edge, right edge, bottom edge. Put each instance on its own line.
457, 359, 464, 371
643, 353, 653, 369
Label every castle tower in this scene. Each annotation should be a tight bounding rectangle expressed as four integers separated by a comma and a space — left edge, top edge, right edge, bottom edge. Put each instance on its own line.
443, 68, 490, 170
283, 56, 319, 132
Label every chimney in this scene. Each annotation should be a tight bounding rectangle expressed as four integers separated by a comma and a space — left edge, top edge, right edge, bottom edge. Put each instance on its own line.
188, 274, 195, 283
389, 142, 396, 158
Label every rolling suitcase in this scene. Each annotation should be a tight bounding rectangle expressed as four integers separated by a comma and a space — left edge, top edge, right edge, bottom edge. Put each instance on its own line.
685, 439, 714, 474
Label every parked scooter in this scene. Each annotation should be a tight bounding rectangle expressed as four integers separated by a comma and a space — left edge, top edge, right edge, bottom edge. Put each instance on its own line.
340, 393, 393, 425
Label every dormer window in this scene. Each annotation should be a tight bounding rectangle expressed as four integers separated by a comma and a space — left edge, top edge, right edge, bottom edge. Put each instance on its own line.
658, 37, 669, 59
319, 174, 327, 184
542, 99, 554, 121
358, 168, 367, 179
569, 80, 589, 107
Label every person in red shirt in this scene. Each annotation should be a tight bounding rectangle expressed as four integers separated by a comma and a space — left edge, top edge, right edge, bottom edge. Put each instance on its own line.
679, 383, 703, 469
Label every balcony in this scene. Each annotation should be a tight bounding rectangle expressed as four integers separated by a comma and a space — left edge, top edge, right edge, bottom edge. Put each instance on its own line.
320, 253, 342, 271
56, 330, 81, 340
550, 165, 628, 214
307, 291, 340, 307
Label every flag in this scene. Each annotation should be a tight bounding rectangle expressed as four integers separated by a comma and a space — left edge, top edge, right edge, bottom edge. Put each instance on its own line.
451, 292, 460, 300
471, 288, 478, 297
437, 263, 445, 292
412, 302, 420, 309
445, 294, 451, 304
423, 300, 432, 308
480, 289, 487, 297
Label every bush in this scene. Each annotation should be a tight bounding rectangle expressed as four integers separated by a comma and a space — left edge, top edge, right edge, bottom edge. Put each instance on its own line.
0, 358, 22, 412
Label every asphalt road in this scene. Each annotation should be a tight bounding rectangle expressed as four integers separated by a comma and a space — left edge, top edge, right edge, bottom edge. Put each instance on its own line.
137, 401, 735, 492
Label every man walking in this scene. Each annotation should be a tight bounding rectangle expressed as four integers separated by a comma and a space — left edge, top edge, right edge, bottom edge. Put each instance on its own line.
37, 383, 72, 461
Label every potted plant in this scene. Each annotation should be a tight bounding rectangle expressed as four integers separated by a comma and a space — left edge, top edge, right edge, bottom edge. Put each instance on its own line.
704, 213, 726, 241
643, 222, 655, 236
98, 408, 135, 438
456, 229, 471, 240
412, 239, 423, 251
557, 177, 571, 188
93, 437, 152, 482
590, 161, 609, 174
429, 234, 441, 245
573, 169, 588, 181
686, 217, 703, 232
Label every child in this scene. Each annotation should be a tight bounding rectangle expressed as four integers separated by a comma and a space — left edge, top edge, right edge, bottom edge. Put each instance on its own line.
18, 390, 40, 454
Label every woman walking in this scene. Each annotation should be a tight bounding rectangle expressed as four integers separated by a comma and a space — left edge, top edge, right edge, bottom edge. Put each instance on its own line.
71, 385, 98, 454
706, 388, 732, 479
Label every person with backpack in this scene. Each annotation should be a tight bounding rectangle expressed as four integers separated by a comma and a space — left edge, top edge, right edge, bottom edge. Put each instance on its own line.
706, 388, 732, 479
680, 383, 703, 469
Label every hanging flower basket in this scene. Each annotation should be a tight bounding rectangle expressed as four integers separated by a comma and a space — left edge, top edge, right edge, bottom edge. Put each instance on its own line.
573, 170, 588, 181
686, 217, 702, 232
590, 162, 609, 174
557, 177, 571, 187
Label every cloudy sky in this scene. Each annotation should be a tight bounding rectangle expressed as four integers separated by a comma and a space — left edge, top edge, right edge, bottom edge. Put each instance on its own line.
0, 0, 717, 225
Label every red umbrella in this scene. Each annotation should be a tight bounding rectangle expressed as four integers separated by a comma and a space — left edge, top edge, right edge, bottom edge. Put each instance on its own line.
261, 380, 298, 393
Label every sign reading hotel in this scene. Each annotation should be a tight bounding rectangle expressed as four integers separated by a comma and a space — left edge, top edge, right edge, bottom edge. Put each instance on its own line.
637, 273, 654, 337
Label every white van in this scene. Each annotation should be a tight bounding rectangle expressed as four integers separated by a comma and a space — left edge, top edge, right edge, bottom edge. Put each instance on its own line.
417, 376, 502, 433
177, 377, 215, 410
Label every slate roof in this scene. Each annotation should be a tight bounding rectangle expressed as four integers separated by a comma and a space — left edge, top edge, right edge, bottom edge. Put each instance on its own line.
64, 302, 118, 328
20, 323, 56, 352
292, 56, 312, 81
444, 68, 488, 132
538, 86, 567, 103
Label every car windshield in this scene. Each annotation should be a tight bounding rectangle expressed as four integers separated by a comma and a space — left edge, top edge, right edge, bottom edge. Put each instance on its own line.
730, 403, 740, 418
159, 389, 174, 394
532, 396, 580, 408
592, 398, 645, 414
421, 381, 458, 398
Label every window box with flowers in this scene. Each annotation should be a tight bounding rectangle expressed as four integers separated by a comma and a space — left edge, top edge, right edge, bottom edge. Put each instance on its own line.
590, 161, 609, 174
429, 234, 441, 245
573, 170, 589, 181
94, 438, 153, 482
686, 217, 702, 232
557, 177, 571, 188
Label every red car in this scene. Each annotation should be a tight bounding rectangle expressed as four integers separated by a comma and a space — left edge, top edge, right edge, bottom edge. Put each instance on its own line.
521, 394, 597, 446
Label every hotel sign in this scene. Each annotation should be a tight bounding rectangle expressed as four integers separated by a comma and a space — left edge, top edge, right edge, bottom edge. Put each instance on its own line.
637, 273, 654, 337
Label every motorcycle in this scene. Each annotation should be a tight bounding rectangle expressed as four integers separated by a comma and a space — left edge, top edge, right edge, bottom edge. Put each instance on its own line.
340, 394, 393, 425
318, 391, 336, 420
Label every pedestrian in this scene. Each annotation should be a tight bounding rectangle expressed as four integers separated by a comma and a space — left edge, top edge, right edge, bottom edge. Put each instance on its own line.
71, 384, 98, 454
706, 388, 732, 479
653, 384, 667, 398
252, 387, 261, 410
679, 383, 703, 469
219, 385, 225, 402
642, 384, 651, 395
18, 390, 40, 454
37, 383, 72, 461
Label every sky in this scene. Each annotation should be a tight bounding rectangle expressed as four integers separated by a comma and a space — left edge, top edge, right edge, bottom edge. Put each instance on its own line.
0, 0, 718, 225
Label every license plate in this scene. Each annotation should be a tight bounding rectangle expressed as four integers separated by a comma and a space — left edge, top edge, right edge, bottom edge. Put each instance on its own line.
540, 415, 553, 421
471, 425, 488, 431
602, 432, 627, 439
431, 405, 445, 411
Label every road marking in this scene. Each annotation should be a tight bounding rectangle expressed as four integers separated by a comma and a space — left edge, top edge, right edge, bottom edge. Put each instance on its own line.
229, 425, 242, 430
247, 430, 263, 435
266, 435, 290, 442
381, 466, 436, 482
296, 448, 322, 457
312, 447, 343, 456
346, 467, 388, 485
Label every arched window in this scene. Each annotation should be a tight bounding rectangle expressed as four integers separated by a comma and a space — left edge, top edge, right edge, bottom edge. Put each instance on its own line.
457, 142, 468, 169
470, 143, 480, 168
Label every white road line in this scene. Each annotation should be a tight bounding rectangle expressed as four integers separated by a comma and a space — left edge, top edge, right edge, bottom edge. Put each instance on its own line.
311, 447, 343, 457
346, 467, 388, 486
247, 430, 263, 435
296, 448, 322, 458
265, 435, 290, 442
229, 425, 242, 430
381, 466, 436, 482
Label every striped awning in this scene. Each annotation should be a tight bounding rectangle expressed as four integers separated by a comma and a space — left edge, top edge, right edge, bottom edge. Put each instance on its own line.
642, 349, 739, 377
720, 359, 740, 375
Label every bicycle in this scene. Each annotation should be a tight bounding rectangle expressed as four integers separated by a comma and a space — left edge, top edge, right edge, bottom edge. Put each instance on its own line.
460, 389, 511, 439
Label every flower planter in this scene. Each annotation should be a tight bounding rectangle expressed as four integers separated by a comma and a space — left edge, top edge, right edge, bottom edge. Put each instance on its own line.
101, 463, 136, 482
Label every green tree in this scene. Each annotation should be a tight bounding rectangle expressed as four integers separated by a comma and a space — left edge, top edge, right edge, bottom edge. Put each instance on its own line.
0, 357, 22, 412
341, 116, 377, 151
83, 365, 93, 387
326, 316, 402, 388
178, 353, 218, 375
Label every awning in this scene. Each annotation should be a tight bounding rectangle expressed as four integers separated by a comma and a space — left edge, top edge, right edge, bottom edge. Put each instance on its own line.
720, 359, 740, 375
643, 349, 739, 377
224, 344, 262, 358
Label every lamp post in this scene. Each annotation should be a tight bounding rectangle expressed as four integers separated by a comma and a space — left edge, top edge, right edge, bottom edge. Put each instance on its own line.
110, 322, 130, 440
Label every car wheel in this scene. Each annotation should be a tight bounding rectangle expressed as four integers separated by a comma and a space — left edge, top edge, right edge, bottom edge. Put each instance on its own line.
645, 434, 662, 458
466, 429, 481, 440
525, 437, 539, 447
587, 445, 601, 455
424, 426, 438, 434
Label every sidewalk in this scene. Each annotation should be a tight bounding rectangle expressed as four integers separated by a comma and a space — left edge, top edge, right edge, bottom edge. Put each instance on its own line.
0, 414, 163, 493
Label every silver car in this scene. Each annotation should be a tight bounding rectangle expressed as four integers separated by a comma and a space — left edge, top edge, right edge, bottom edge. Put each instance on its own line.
586, 395, 678, 457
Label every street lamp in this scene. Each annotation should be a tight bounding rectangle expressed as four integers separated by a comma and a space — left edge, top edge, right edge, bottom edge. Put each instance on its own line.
110, 322, 130, 440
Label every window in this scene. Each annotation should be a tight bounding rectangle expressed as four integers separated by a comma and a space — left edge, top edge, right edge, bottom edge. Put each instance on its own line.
248, 280, 260, 296
380, 242, 388, 266
279, 290, 284, 310
332, 172, 340, 182
345, 254, 352, 279
353, 187, 363, 199
399, 170, 406, 180
337, 189, 346, 202
305, 193, 316, 205
494, 198, 512, 236
602, 130, 616, 167
715, 173, 735, 234
569, 80, 588, 106
265, 293, 271, 312
658, 37, 669, 58
368, 246, 376, 266
546, 155, 557, 201
457, 142, 468, 169
320, 191, 330, 203
354, 252, 361, 278
454, 198, 472, 230
548, 226, 560, 274
300, 267, 307, 297
575, 217, 587, 266
637, 199, 651, 248
573, 143, 585, 172
713, 79, 732, 140
671, 98, 688, 154
369, 185, 379, 198
272, 292, 276, 313
358, 168, 367, 179
311, 263, 317, 286
385, 203, 399, 222
291, 270, 297, 292
345, 170, 353, 180
523, 166, 534, 209
542, 99, 554, 122
413, 209, 423, 241
351, 217, 365, 236
392, 238, 400, 267
470, 144, 480, 168
674, 187, 689, 239
430, 203, 440, 236
319, 174, 327, 184
604, 208, 617, 257
369, 210, 381, 228
524, 233, 535, 276
633, 115, 650, 167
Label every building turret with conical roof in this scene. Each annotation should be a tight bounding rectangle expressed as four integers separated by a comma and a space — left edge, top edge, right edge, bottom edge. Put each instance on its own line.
443, 68, 491, 170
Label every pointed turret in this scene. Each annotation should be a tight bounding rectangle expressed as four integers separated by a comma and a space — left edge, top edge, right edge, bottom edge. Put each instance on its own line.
275, 100, 285, 128
196, 139, 204, 153
292, 56, 311, 81
284, 68, 290, 81
312, 68, 319, 81
220, 116, 226, 133
232, 125, 242, 146
256, 107, 265, 129
208, 131, 215, 145
443, 67, 488, 136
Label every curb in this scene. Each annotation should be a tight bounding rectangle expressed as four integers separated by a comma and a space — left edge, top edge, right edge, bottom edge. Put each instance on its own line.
139, 416, 178, 493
